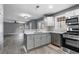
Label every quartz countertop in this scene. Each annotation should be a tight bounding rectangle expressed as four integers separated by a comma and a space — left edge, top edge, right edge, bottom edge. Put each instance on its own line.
4, 33, 23, 36
4, 31, 66, 35
24, 31, 66, 35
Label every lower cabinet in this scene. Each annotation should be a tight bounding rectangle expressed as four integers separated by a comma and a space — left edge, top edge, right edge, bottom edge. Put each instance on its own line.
41, 34, 47, 45
26, 35, 34, 50
46, 34, 51, 44
34, 34, 41, 47
51, 33, 62, 47
24, 33, 51, 50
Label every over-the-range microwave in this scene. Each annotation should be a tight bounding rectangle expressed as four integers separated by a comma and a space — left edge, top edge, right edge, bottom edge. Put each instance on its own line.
66, 16, 79, 24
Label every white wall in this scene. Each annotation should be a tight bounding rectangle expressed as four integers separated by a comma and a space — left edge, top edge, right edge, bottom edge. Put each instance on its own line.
53, 8, 79, 32
0, 4, 3, 53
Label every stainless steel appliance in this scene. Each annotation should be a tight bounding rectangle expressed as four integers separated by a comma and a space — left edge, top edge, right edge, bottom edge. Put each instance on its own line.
62, 16, 79, 53
66, 16, 79, 24
63, 33, 79, 52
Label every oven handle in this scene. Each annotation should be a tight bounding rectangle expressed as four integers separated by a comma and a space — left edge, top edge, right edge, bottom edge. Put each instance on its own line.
64, 37, 79, 41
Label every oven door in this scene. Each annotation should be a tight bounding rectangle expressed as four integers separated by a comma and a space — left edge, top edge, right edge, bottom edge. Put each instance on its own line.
62, 37, 79, 52
65, 38, 79, 48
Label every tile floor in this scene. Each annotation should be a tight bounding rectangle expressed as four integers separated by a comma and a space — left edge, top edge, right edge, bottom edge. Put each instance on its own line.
27, 44, 67, 54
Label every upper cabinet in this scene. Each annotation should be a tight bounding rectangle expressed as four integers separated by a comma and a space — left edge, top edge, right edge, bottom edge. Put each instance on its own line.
26, 20, 38, 29
44, 16, 55, 26
37, 21, 45, 29
26, 17, 45, 30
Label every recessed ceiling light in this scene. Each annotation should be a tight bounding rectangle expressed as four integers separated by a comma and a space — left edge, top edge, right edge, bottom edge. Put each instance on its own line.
17, 21, 26, 23
49, 5, 53, 9
20, 13, 31, 18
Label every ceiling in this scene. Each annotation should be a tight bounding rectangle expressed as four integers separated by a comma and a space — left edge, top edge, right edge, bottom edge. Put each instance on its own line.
4, 4, 75, 22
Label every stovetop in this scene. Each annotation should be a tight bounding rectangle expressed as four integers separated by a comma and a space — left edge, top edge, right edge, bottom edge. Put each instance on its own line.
64, 31, 79, 35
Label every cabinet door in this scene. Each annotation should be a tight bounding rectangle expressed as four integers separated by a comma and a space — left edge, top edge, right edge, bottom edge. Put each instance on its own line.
34, 34, 41, 47
29, 22, 32, 29
54, 33, 61, 46
53, 34, 57, 45
56, 34, 61, 46
41, 34, 47, 45
27, 35, 34, 50
53, 33, 56, 45
51, 33, 54, 44
46, 34, 51, 44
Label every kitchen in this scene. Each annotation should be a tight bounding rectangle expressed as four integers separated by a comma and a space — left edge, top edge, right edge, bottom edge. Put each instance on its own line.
2, 4, 79, 54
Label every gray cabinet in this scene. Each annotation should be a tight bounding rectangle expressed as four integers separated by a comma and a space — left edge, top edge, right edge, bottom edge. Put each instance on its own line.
34, 34, 41, 47
40, 33, 51, 46
25, 33, 51, 50
26, 35, 34, 50
46, 34, 51, 44
51, 33, 61, 47
27, 20, 37, 29
41, 34, 47, 45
